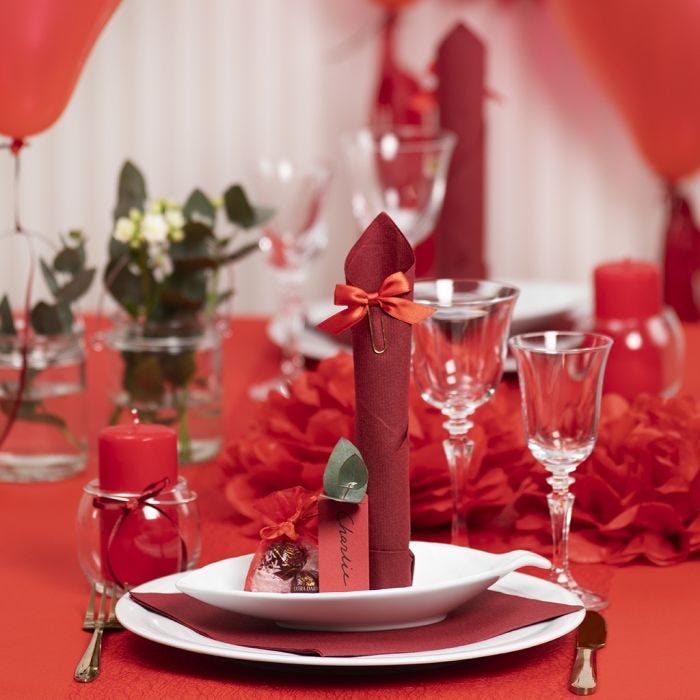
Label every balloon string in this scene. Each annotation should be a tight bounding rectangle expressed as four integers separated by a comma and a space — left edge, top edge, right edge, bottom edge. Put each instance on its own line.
0, 139, 34, 450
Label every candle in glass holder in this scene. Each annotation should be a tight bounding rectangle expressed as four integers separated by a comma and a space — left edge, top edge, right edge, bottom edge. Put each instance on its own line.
593, 259, 683, 400
97, 420, 182, 587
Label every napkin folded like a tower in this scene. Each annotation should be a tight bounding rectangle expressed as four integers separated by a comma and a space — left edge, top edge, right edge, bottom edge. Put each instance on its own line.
345, 213, 415, 589
434, 23, 487, 279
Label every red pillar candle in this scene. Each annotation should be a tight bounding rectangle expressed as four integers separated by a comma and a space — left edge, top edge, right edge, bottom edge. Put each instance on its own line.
97, 423, 181, 587
593, 259, 665, 398
98, 423, 178, 491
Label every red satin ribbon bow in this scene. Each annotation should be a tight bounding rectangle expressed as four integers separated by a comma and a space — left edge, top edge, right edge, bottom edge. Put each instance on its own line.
259, 493, 318, 542
317, 271, 435, 335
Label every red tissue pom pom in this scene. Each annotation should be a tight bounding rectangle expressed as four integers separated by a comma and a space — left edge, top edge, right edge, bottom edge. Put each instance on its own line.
220, 353, 700, 566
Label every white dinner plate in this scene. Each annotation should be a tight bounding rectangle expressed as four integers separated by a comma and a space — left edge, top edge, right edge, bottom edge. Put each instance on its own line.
175, 543, 550, 631
269, 279, 589, 362
116, 561, 584, 669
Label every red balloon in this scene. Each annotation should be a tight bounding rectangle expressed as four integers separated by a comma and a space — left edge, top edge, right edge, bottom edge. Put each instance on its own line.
551, 0, 700, 180
0, 0, 120, 138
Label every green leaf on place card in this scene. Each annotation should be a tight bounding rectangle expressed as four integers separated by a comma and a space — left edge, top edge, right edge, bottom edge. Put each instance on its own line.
114, 160, 147, 221
0, 295, 15, 335
183, 189, 216, 227
39, 258, 59, 296
54, 268, 95, 306
223, 184, 274, 230
323, 438, 369, 503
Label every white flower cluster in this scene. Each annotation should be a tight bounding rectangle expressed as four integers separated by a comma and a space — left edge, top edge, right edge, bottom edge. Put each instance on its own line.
112, 199, 186, 282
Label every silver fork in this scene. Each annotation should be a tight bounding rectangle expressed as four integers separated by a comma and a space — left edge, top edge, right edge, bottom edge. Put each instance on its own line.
74, 583, 120, 682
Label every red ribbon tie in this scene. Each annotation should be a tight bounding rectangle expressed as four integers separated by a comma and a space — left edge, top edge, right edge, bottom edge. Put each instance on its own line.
317, 271, 435, 335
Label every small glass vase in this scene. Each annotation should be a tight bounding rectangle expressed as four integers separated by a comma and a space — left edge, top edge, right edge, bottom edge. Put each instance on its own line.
102, 315, 223, 465
76, 476, 201, 591
0, 324, 87, 482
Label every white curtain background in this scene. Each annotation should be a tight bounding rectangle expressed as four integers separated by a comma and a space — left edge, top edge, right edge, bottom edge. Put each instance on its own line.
0, 0, 695, 315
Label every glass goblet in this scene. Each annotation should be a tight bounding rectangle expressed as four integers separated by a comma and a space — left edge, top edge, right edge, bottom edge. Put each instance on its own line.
412, 279, 519, 546
509, 331, 612, 610
248, 157, 330, 400
341, 126, 456, 247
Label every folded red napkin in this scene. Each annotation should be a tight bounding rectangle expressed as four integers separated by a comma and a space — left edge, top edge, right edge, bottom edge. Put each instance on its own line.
434, 23, 487, 279
344, 213, 416, 589
130, 590, 581, 657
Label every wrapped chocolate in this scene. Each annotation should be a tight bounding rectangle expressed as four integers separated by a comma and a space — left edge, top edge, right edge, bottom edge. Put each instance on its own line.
244, 486, 319, 593
291, 569, 319, 593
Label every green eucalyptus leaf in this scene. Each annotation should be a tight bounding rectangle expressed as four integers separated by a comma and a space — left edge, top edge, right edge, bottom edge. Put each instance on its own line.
214, 289, 234, 307
182, 220, 214, 243
39, 258, 59, 296
56, 303, 74, 332
114, 161, 147, 221
30, 302, 64, 335
104, 258, 144, 316
183, 189, 216, 227
53, 245, 84, 274
54, 268, 95, 306
323, 438, 369, 503
0, 295, 15, 335
223, 184, 274, 230
160, 266, 208, 310
108, 237, 130, 261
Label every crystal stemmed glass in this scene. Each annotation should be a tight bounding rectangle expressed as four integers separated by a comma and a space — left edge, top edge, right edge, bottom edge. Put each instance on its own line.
412, 279, 519, 546
248, 157, 330, 400
341, 126, 456, 247
509, 331, 612, 610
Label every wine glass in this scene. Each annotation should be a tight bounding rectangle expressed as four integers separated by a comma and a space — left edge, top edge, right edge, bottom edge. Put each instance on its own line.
248, 157, 330, 400
412, 279, 519, 546
341, 126, 456, 247
509, 331, 612, 610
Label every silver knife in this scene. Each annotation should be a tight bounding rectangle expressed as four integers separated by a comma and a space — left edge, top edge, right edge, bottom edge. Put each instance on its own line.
569, 610, 606, 695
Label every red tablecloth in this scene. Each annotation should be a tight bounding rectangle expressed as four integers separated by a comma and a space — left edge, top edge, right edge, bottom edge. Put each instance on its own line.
2, 319, 699, 700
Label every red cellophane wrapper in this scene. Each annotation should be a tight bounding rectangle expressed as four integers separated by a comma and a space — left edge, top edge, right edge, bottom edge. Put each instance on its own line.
244, 486, 320, 593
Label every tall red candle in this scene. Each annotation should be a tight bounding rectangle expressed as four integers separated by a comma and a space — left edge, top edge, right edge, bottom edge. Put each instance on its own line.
98, 423, 178, 491
593, 259, 664, 398
98, 423, 181, 587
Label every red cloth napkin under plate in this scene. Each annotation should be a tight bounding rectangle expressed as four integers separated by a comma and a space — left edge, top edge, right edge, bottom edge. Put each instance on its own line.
130, 590, 581, 658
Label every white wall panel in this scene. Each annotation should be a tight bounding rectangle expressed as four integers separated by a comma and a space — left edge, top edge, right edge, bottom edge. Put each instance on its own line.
0, 0, 685, 316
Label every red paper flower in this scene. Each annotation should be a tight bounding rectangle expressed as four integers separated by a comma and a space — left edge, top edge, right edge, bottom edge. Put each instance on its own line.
220, 353, 700, 566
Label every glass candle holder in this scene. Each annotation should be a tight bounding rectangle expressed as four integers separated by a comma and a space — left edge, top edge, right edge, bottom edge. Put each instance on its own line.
593, 260, 684, 400
76, 476, 201, 591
